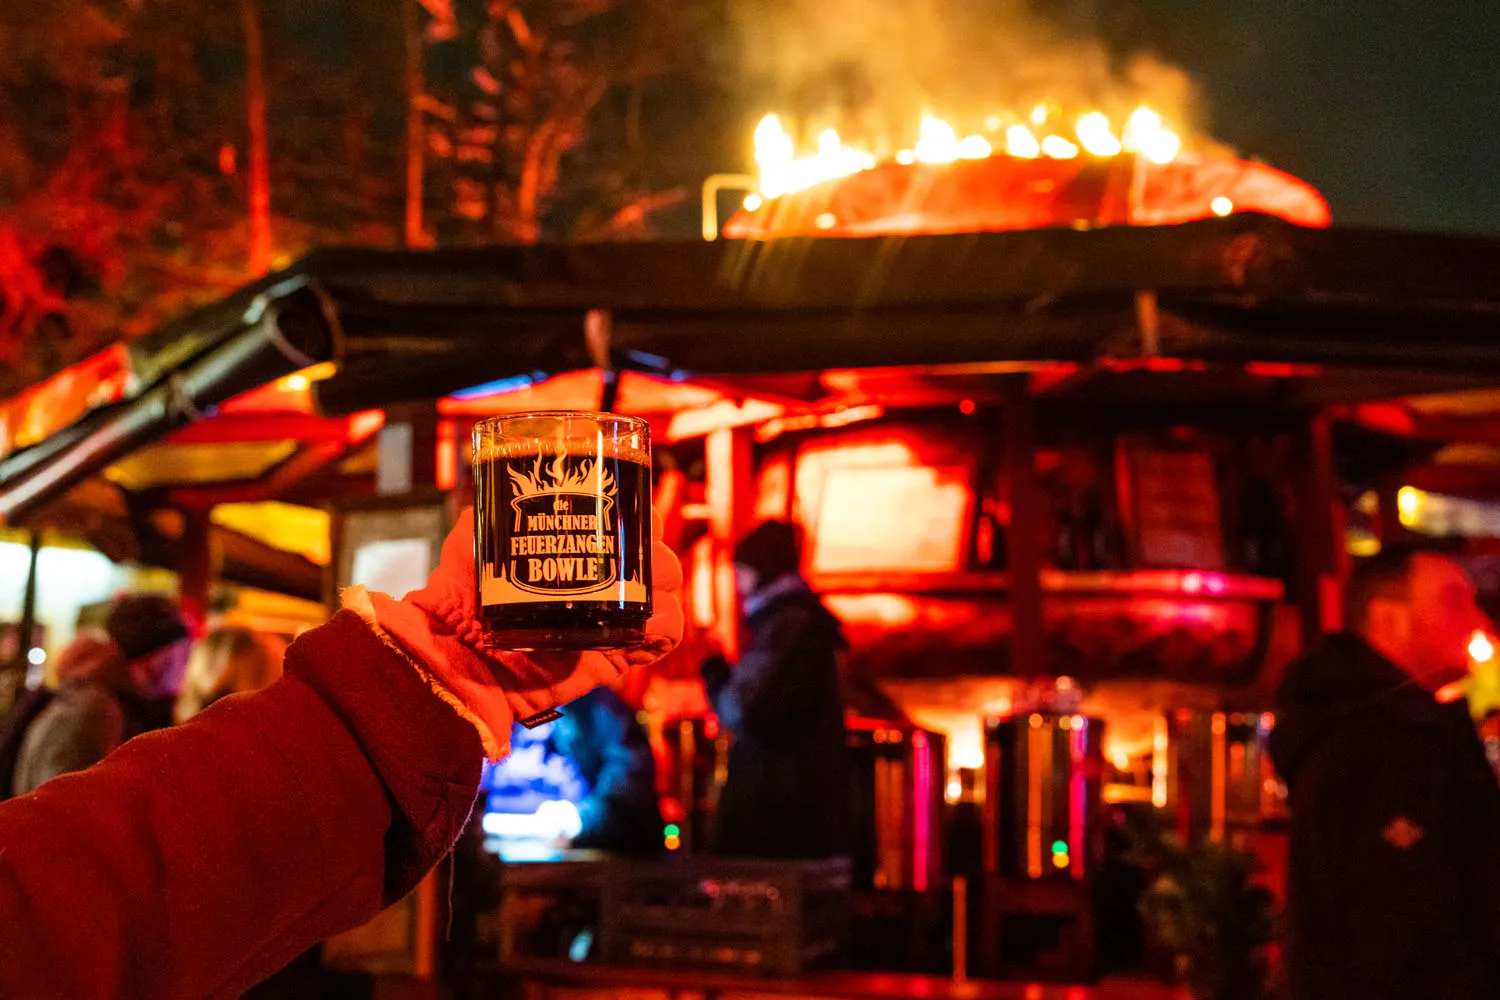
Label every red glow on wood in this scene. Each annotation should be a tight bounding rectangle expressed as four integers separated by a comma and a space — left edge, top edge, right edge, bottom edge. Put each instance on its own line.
346, 410, 386, 442
1350, 402, 1418, 437
168, 413, 339, 445
913, 729, 933, 893
724, 154, 1331, 240
1099, 357, 1210, 374
436, 420, 457, 491
0, 343, 132, 459
1243, 362, 1324, 378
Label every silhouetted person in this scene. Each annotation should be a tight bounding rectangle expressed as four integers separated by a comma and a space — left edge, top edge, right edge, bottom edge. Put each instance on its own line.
176, 626, 285, 723
703, 520, 847, 858
550, 684, 662, 853
1270, 544, 1500, 999
12, 595, 190, 796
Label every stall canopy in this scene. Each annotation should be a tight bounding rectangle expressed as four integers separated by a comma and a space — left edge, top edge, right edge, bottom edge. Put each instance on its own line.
4, 215, 1500, 596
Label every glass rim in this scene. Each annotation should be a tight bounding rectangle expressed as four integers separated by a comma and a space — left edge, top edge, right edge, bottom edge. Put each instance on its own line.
473, 410, 648, 429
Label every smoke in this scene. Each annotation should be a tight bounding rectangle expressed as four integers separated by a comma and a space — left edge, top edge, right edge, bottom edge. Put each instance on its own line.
729, 0, 1205, 154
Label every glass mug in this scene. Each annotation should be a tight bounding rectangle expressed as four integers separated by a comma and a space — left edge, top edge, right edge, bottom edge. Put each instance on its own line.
472, 412, 653, 650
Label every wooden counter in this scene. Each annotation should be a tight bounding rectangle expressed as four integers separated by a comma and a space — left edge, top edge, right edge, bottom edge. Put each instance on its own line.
494, 957, 1185, 1000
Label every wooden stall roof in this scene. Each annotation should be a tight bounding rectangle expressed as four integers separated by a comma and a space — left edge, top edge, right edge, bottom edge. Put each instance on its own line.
300, 215, 1500, 413
3, 215, 1500, 595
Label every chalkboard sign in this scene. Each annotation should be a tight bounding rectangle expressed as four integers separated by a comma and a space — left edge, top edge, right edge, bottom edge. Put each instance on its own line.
1119, 442, 1226, 570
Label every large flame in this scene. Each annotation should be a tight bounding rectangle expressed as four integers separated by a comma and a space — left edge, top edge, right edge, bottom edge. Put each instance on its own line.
752, 106, 1185, 199
755, 115, 877, 199
507, 454, 616, 499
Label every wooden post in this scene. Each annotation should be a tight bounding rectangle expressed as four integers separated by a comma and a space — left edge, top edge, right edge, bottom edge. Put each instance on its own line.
1294, 413, 1341, 643
411, 868, 441, 980
179, 509, 216, 632
1001, 377, 1045, 677
1376, 474, 1408, 547
705, 427, 753, 659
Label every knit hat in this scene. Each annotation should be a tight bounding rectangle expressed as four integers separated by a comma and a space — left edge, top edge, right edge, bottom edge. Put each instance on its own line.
732, 520, 802, 583
106, 594, 190, 662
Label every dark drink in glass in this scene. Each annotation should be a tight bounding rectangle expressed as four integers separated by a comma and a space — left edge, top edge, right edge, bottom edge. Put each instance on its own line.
473, 411, 652, 650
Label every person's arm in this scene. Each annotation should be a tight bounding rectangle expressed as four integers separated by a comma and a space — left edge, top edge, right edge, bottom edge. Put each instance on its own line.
0, 613, 483, 1000
0, 508, 682, 1000
709, 603, 814, 736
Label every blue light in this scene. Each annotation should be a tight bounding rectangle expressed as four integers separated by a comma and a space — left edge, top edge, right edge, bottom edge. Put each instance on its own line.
450, 372, 545, 401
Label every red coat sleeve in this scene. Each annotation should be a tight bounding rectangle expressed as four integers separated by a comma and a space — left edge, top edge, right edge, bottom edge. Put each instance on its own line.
0, 611, 485, 1000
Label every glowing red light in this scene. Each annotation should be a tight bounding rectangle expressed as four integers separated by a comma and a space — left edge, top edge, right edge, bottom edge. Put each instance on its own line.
913, 729, 933, 892
436, 420, 457, 491
959, 399, 976, 415
1182, 572, 1205, 595
346, 410, 386, 442
1244, 362, 1323, 379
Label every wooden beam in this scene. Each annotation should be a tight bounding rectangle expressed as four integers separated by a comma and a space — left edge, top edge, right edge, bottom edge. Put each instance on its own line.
705, 426, 754, 660
1403, 464, 1500, 500
178, 508, 217, 629
166, 439, 351, 508
1001, 376, 1044, 677
215, 527, 322, 602
667, 399, 784, 443
166, 413, 348, 445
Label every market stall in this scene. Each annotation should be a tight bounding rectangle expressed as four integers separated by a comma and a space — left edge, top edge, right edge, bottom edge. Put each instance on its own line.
5, 213, 1500, 990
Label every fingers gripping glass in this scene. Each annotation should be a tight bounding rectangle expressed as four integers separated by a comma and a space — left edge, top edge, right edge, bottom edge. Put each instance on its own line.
473, 412, 653, 651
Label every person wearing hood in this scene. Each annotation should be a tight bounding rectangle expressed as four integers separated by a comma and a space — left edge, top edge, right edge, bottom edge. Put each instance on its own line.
702, 519, 848, 859
11, 595, 192, 797
1269, 543, 1500, 999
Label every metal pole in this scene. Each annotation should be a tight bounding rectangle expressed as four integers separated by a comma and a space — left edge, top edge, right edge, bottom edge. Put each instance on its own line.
14, 529, 40, 677
700, 174, 758, 241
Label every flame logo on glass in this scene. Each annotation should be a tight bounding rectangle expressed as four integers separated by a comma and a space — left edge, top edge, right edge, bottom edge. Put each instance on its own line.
505, 455, 619, 596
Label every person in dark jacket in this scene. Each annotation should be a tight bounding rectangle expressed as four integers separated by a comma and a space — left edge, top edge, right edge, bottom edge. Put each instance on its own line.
12, 595, 190, 796
1269, 543, 1500, 999
703, 519, 847, 858
549, 683, 663, 853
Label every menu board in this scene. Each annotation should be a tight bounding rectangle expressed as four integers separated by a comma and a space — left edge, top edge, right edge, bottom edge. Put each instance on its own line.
1124, 445, 1226, 569
333, 500, 448, 600
810, 464, 970, 574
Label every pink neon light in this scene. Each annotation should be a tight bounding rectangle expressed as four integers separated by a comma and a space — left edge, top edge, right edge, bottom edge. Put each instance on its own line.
913, 729, 933, 893
1070, 720, 1087, 880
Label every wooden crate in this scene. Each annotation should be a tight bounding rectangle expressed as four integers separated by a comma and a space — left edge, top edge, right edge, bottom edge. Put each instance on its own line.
599, 856, 851, 976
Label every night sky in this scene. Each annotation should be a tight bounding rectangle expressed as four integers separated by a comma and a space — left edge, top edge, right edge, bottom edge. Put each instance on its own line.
1097, 0, 1500, 233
